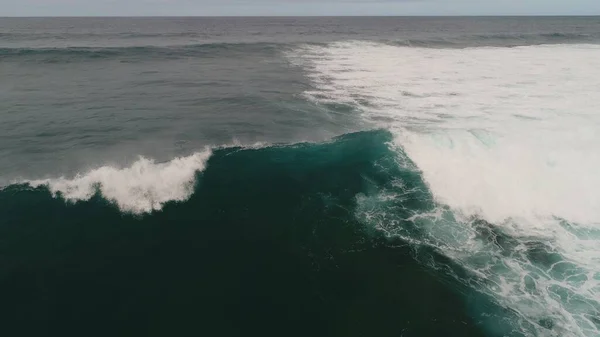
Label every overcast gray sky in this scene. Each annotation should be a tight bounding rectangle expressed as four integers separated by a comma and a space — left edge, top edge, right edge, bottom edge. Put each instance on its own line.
3, 0, 600, 16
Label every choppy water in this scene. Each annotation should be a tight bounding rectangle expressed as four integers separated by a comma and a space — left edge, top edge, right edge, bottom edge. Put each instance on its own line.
1, 17, 599, 337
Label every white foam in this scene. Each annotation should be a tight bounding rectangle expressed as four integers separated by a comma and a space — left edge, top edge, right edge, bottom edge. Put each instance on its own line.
290, 42, 600, 336
28, 150, 211, 214
290, 42, 600, 225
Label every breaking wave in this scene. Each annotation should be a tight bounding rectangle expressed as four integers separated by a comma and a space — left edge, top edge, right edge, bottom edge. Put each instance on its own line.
10, 150, 212, 214
288, 41, 600, 337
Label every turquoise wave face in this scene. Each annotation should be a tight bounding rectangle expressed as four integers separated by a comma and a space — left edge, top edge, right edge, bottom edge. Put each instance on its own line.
0, 130, 496, 337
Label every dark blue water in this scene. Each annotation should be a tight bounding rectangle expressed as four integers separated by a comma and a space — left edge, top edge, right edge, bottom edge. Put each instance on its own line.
2, 17, 599, 337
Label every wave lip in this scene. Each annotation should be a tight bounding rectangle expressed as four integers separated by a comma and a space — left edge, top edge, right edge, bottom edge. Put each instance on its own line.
26, 150, 211, 214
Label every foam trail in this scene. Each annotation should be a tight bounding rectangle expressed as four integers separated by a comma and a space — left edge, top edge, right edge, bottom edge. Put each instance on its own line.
290, 42, 600, 336
27, 150, 211, 214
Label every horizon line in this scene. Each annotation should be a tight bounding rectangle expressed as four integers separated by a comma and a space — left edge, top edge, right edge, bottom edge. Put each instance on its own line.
2, 14, 600, 18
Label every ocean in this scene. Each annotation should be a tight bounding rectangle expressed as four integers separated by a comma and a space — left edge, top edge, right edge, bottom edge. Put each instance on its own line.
1, 17, 599, 337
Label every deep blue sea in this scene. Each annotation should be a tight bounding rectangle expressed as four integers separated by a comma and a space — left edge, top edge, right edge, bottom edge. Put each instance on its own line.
1, 17, 600, 337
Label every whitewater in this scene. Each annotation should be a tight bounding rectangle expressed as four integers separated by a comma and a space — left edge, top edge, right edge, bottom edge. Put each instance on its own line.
287, 42, 600, 336
25, 150, 212, 214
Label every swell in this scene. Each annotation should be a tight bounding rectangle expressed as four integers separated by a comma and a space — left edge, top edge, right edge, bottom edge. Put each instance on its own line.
0, 42, 284, 63
0, 32, 215, 40
2, 31, 598, 64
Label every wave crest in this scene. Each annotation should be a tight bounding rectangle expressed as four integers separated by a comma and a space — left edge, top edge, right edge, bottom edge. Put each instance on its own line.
26, 150, 211, 214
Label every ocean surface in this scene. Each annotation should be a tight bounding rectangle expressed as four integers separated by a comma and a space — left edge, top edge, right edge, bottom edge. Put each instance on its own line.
1, 17, 600, 337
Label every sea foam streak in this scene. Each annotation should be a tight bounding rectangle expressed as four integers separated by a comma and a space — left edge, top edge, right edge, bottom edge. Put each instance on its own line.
289, 42, 600, 336
27, 150, 211, 214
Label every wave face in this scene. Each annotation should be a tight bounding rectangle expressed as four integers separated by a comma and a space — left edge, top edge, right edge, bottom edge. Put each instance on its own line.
288, 42, 600, 336
0, 131, 496, 337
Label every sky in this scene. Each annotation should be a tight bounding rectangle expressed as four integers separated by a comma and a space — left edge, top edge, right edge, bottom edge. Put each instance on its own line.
3, 0, 600, 16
